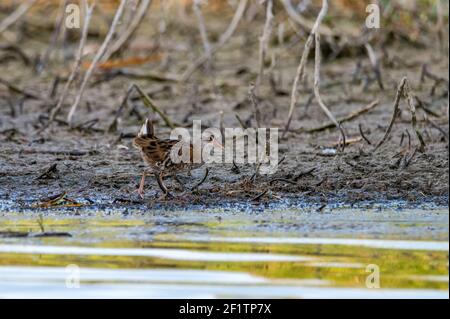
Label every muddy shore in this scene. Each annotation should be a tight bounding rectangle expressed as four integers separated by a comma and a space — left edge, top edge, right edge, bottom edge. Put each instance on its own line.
1, 14, 448, 211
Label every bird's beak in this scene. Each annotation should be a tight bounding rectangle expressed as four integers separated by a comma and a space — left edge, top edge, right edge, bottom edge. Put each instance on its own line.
212, 138, 224, 150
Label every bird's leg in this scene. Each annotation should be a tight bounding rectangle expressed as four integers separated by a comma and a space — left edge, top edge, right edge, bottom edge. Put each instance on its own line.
155, 172, 173, 198
133, 170, 146, 198
191, 167, 209, 191
172, 175, 186, 191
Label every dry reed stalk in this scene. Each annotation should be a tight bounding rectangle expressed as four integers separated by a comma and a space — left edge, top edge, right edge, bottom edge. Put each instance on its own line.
248, 82, 262, 128
282, 0, 328, 138
313, 32, 346, 151
49, 0, 94, 122
181, 0, 248, 81
131, 84, 175, 129
40, 0, 68, 69
374, 77, 427, 153
0, 0, 37, 35
280, 0, 334, 37
193, 0, 212, 70
303, 100, 379, 133
364, 43, 384, 90
102, 0, 152, 61
359, 124, 372, 145
373, 77, 407, 152
67, 0, 128, 125
436, 0, 445, 54
403, 82, 426, 152
256, 0, 274, 90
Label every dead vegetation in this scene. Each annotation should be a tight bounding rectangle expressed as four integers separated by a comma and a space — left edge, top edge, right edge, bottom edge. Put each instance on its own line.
0, 0, 448, 208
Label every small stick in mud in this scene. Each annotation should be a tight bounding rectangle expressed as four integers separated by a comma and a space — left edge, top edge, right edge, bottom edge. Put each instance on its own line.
235, 114, 248, 129
0, 77, 45, 101
414, 95, 443, 118
108, 84, 135, 132
406, 129, 412, 150
0, 0, 37, 35
248, 82, 262, 128
313, 32, 346, 151
49, 0, 94, 123
399, 131, 405, 147
270, 178, 297, 185
256, 0, 274, 90
364, 43, 384, 90
421, 64, 449, 86
403, 82, 426, 152
402, 147, 418, 169
302, 100, 379, 133
36, 163, 59, 180
373, 77, 408, 152
67, 0, 128, 125
359, 124, 372, 145
181, 0, 248, 81
0, 44, 31, 65
374, 77, 426, 152
427, 118, 449, 142
251, 189, 269, 201
282, 0, 328, 138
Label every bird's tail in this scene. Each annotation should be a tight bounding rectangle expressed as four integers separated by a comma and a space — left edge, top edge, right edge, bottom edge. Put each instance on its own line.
138, 117, 155, 137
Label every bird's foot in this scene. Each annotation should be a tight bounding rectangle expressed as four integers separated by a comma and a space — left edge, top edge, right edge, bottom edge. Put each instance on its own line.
133, 188, 145, 199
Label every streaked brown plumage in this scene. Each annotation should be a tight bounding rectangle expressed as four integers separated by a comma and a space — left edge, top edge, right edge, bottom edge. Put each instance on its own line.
133, 118, 216, 198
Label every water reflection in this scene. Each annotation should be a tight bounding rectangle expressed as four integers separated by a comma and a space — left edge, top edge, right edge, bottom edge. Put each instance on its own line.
0, 211, 448, 298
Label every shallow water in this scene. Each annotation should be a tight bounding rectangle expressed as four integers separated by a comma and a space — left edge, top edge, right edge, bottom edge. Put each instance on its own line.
0, 205, 448, 299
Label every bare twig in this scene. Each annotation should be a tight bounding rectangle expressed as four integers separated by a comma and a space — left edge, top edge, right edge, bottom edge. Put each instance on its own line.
248, 82, 262, 128
40, 0, 68, 70
404, 82, 426, 152
67, 0, 128, 125
373, 77, 407, 152
96, 68, 179, 83
219, 110, 225, 143
359, 124, 372, 145
364, 43, 384, 90
282, 0, 328, 138
301, 100, 379, 133
0, 44, 31, 65
435, 0, 445, 54
193, 0, 212, 70
405, 129, 411, 150
280, 0, 334, 36
181, 0, 248, 81
256, 0, 274, 90
235, 114, 248, 129
0, 77, 45, 101
102, 0, 152, 61
251, 189, 269, 201
49, 0, 94, 122
0, 0, 37, 35
420, 64, 449, 86
414, 95, 443, 118
108, 84, 134, 132
131, 84, 175, 129
313, 32, 346, 151
427, 118, 449, 142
